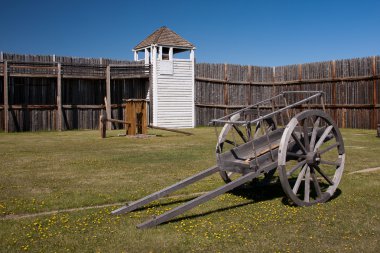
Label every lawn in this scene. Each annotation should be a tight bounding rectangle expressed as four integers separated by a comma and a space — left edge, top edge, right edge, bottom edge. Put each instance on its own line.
0, 127, 379, 252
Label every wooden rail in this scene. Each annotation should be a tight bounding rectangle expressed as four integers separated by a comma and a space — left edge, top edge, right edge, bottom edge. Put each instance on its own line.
99, 115, 193, 138
196, 74, 380, 86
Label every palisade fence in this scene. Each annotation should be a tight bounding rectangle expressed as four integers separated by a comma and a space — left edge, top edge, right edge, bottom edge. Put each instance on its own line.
195, 56, 380, 129
1, 52, 379, 131
0, 53, 150, 132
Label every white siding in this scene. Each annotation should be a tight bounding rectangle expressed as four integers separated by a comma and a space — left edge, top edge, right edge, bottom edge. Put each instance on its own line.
154, 59, 194, 128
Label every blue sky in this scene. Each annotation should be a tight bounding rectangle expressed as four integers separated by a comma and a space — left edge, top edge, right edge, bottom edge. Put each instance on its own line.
1, 0, 379, 66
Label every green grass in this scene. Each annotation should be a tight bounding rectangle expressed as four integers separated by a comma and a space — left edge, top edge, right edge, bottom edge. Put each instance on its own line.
0, 128, 379, 252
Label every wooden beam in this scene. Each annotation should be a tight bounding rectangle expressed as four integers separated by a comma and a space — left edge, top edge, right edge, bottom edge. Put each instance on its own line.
372, 56, 377, 129
3, 61, 8, 132
224, 63, 228, 115
57, 63, 62, 131
298, 64, 302, 81
246, 66, 252, 105
331, 60, 337, 122
106, 65, 111, 130
195, 74, 380, 86
195, 103, 379, 109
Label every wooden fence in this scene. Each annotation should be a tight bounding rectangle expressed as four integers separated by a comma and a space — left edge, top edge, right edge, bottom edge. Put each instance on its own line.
195, 56, 380, 129
1, 52, 379, 131
0, 53, 150, 132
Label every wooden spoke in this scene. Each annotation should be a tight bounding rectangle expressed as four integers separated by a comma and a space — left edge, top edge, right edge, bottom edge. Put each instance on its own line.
233, 125, 247, 143
314, 125, 333, 151
225, 140, 237, 146
319, 159, 341, 166
310, 167, 322, 198
304, 166, 311, 202
286, 152, 306, 159
310, 117, 320, 150
286, 160, 307, 176
293, 164, 307, 194
291, 132, 308, 154
319, 142, 339, 155
278, 110, 345, 206
313, 165, 334, 185
302, 119, 310, 152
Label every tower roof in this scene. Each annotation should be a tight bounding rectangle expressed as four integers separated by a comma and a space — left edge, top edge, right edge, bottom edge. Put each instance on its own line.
134, 26, 195, 50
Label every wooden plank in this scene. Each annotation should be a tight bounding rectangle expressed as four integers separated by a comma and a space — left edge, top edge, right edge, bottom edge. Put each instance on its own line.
247, 66, 252, 105
57, 63, 62, 131
195, 103, 379, 109
3, 61, 8, 132
298, 64, 302, 81
224, 63, 228, 115
331, 60, 337, 122
106, 66, 111, 130
373, 56, 378, 128
195, 74, 380, 86
9, 73, 58, 78
62, 75, 106, 80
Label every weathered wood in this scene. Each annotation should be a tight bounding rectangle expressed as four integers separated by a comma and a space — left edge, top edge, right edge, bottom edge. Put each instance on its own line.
195, 74, 380, 86
331, 60, 337, 122
3, 61, 8, 132
372, 56, 377, 129
106, 65, 111, 130
195, 103, 380, 109
125, 99, 147, 135
148, 125, 193, 136
57, 63, 62, 131
224, 63, 229, 115
107, 118, 131, 124
99, 115, 107, 138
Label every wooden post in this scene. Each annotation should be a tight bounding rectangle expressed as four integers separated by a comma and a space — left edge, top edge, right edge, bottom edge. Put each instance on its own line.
3, 61, 8, 133
298, 64, 302, 81
106, 65, 111, 130
246, 66, 252, 105
224, 63, 228, 115
331, 60, 337, 123
272, 66, 276, 96
57, 63, 62, 131
99, 115, 107, 138
372, 56, 377, 129
125, 101, 136, 135
377, 124, 380, 138
141, 101, 147, 134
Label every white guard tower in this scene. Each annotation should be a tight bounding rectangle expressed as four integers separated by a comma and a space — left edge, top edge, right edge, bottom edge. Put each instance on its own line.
133, 26, 196, 128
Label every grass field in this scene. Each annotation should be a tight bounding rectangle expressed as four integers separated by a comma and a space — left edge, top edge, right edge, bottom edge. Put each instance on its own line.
0, 127, 379, 252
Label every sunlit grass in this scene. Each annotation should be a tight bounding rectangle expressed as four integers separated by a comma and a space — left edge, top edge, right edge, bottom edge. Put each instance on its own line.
0, 127, 379, 252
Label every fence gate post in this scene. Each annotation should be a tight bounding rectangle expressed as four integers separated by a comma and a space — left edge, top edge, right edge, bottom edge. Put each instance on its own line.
3, 61, 8, 133
106, 65, 112, 130
57, 63, 62, 131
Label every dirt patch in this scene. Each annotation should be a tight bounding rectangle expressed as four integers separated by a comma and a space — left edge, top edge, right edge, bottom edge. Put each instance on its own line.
348, 167, 380, 174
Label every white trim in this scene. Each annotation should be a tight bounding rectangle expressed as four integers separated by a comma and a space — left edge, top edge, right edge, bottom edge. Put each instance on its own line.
169, 47, 173, 61
159, 46, 163, 60
134, 51, 138, 61
144, 48, 149, 64
191, 49, 195, 127
152, 46, 158, 126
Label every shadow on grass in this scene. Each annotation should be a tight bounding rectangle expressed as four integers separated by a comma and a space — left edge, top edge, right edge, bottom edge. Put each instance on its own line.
129, 177, 343, 227
158, 180, 288, 226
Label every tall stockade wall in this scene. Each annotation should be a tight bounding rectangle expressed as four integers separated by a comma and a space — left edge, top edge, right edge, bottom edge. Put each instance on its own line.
195, 56, 380, 129
1, 53, 379, 131
0, 53, 149, 132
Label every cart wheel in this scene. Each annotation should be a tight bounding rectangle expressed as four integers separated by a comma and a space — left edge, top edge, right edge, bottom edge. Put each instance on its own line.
217, 114, 276, 183
278, 110, 345, 206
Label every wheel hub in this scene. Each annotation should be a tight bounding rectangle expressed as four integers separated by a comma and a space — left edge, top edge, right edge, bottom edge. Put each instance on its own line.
306, 151, 320, 166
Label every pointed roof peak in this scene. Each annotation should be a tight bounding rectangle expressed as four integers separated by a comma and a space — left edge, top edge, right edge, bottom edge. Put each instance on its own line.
134, 27, 195, 50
